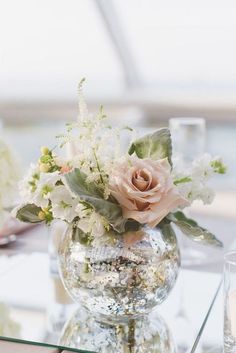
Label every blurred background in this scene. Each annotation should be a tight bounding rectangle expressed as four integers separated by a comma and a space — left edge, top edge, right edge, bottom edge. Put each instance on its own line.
0, 0, 236, 183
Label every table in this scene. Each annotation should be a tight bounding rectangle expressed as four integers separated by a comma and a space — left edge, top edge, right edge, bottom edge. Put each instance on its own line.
0, 211, 233, 353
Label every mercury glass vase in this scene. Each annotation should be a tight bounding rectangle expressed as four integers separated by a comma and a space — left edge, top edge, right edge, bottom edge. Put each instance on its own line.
59, 306, 176, 353
58, 224, 180, 323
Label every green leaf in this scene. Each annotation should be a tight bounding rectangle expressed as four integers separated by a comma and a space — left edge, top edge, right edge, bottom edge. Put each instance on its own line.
64, 168, 127, 233
158, 220, 178, 248
169, 211, 223, 247
128, 128, 172, 164
16, 204, 43, 223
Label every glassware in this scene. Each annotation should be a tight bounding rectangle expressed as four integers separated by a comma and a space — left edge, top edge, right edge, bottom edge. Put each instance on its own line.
169, 117, 206, 165
47, 221, 74, 335
169, 117, 213, 267
58, 225, 180, 323
59, 306, 176, 353
224, 251, 236, 353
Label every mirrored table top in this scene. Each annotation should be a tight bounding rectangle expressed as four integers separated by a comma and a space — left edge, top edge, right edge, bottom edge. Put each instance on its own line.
0, 247, 222, 353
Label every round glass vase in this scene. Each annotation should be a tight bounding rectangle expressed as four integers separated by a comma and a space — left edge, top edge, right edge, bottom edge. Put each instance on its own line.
58, 224, 180, 323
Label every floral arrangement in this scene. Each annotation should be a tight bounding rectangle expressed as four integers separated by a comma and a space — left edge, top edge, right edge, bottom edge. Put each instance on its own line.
15, 81, 226, 247
0, 139, 20, 227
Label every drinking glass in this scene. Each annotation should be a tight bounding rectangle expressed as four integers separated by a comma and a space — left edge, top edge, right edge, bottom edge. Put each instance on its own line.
169, 117, 206, 165
224, 251, 236, 353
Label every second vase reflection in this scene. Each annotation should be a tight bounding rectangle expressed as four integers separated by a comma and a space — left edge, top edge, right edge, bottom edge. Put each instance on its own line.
59, 306, 176, 353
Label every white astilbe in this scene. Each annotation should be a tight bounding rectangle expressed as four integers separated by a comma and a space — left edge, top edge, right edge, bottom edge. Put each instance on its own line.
57, 81, 135, 190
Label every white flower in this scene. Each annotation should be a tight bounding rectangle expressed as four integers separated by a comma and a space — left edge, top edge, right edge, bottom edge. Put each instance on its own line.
77, 212, 105, 238
19, 163, 39, 201
32, 171, 61, 208
192, 153, 214, 180
50, 185, 78, 222
172, 153, 219, 206
199, 186, 215, 205
75, 202, 90, 218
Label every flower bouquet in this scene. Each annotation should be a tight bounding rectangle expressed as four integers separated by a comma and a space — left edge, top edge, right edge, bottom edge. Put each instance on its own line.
15, 81, 226, 322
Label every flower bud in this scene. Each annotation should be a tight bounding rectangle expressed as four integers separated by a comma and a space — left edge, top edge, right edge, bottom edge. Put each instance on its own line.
39, 163, 50, 173
40, 146, 50, 155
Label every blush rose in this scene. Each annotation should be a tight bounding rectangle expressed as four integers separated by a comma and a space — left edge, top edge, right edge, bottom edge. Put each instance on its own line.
109, 156, 188, 228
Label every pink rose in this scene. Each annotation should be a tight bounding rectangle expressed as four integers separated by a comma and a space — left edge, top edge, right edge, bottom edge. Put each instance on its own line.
109, 156, 188, 228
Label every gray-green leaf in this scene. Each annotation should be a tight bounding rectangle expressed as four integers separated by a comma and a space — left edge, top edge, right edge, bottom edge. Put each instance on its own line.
64, 168, 126, 233
159, 221, 178, 249
16, 204, 43, 223
169, 211, 223, 247
128, 128, 172, 165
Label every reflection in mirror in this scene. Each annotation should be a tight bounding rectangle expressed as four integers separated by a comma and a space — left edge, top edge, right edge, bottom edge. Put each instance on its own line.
59, 306, 176, 353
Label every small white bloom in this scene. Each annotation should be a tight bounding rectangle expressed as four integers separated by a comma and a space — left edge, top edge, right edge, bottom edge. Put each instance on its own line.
75, 202, 89, 218
199, 186, 215, 205
50, 185, 78, 222
19, 163, 40, 201
77, 211, 106, 238
192, 153, 214, 180
32, 171, 61, 208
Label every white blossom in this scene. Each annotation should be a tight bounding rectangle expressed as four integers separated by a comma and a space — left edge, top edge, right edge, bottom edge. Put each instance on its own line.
77, 212, 106, 238
50, 185, 78, 222
172, 153, 220, 205
31, 171, 61, 208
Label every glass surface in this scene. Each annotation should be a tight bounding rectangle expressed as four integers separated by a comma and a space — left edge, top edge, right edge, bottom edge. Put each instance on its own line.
0, 246, 221, 352
224, 252, 236, 353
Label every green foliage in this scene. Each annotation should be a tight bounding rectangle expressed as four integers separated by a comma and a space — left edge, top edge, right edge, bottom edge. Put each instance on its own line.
128, 128, 172, 165
168, 211, 223, 247
64, 168, 127, 233
211, 159, 227, 174
16, 204, 43, 223
174, 176, 192, 185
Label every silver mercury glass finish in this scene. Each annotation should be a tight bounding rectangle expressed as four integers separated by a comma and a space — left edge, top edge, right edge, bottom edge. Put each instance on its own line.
58, 224, 180, 323
59, 306, 176, 353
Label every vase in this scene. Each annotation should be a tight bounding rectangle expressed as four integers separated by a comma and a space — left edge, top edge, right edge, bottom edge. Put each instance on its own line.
58, 223, 180, 323
59, 306, 176, 353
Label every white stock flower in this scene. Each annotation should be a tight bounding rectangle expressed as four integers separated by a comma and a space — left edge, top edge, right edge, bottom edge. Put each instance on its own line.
192, 153, 214, 180
172, 153, 218, 205
77, 212, 105, 238
19, 163, 39, 201
31, 171, 61, 208
50, 185, 78, 222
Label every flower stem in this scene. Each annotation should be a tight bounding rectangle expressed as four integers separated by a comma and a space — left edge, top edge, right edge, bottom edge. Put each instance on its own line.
93, 149, 104, 185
